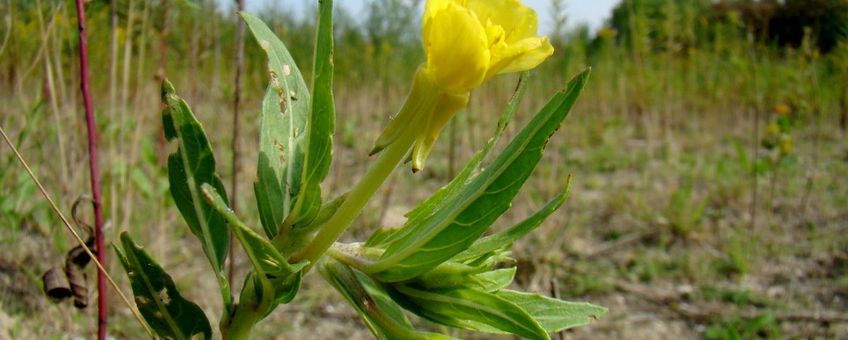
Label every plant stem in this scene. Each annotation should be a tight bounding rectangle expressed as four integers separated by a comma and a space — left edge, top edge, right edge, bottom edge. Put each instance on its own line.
72, 0, 107, 338
293, 120, 419, 269
228, 0, 246, 292
220, 274, 266, 340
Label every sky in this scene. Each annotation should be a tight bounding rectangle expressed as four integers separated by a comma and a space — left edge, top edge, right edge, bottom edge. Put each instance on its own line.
218, 0, 621, 34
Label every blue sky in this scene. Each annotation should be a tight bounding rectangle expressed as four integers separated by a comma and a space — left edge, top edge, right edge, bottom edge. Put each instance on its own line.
219, 0, 620, 33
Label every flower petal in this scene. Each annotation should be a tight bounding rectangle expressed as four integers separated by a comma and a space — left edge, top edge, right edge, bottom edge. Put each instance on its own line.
467, 0, 539, 43
487, 36, 554, 79
423, 1, 490, 93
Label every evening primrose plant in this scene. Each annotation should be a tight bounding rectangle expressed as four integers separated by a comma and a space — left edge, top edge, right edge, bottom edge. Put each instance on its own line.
114, 0, 605, 339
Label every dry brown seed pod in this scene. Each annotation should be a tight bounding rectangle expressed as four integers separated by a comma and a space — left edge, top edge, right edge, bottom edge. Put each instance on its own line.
42, 267, 72, 302
65, 263, 88, 309
67, 237, 96, 268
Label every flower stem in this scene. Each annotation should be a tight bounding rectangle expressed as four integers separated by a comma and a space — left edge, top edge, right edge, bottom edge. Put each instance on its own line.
293, 120, 419, 269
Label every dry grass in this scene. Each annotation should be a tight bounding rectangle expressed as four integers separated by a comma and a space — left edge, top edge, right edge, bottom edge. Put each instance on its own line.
2, 69, 847, 339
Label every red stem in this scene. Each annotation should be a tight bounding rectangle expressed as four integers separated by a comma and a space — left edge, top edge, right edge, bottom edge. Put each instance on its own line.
72, 0, 107, 338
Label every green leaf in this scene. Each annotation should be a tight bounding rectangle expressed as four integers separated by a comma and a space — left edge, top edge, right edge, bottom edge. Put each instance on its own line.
274, 193, 348, 257
243, 6, 335, 238
243, 12, 310, 237
289, 0, 336, 227
412, 261, 488, 290
319, 260, 451, 340
495, 290, 607, 333
365, 72, 530, 247
474, 267, 516, 292
390, 285, 549, 340
201, 184, 306, 305
454, 177, 572, 264
366, 72, 529, 249
161, 80, 229, 274
254, 87, 289, 238
367, 70, 591, 282
115, 232, 212, 340
407, 73, 528, 219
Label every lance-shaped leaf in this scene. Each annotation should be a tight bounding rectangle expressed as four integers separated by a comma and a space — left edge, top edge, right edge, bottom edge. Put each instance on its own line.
495, 290, 607, 333
161, 80, 229, 274
244, 12, 309, 237
290, 0, 336, 228
115, 232, 212, 340
254, 87, 289, 238
453, 177, 572, 264
367, 70, 591, 282
389, 285, 549, 340
244, 5, 335, 238
366, 73, 529, 249
202, 184, 306, 305
474, 267, 517, 292
319, 259, 451, 340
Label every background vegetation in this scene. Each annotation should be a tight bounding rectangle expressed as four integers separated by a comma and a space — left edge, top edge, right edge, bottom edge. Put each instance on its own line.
1, 0, 847, 338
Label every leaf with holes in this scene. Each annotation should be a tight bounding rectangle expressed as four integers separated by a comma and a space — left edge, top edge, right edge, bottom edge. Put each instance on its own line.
161, 80, 230, 283
244, 6, 335, 239
115, 232, 212, 340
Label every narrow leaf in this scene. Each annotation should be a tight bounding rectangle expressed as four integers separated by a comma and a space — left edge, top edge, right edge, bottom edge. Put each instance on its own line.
254, 87, 288, 238
404, 73, 529, 224
243, 7, 336, 238
161, 80, 229, 273
201, 184, 305, 304
390, 285, 549, 340
115, 232, 212, 340
454, 177, 572, 264
368, 70, 591, 282
496, 290, 607, 333
366, 72, 529, 249
319, 260, 450, 340
243, 12, 311, 237
287, 0, 336, 227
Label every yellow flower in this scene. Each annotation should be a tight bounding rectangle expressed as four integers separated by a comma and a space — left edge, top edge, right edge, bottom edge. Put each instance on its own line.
372, 0, 554, 171
773, 103, 791, 115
